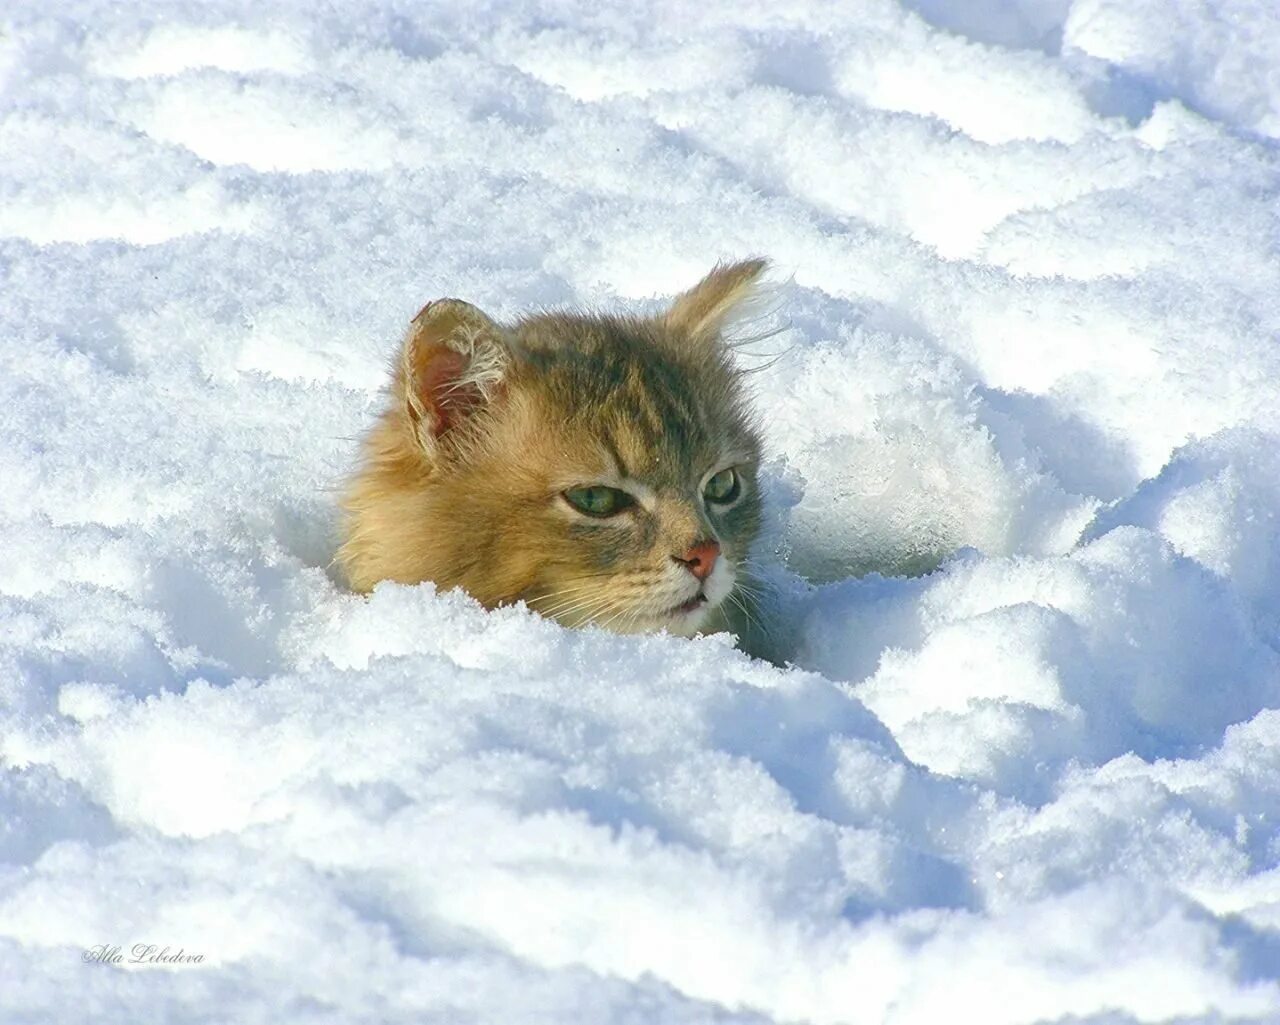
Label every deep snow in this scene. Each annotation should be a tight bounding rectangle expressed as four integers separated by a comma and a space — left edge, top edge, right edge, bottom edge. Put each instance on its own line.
2, 1, 1280, 1022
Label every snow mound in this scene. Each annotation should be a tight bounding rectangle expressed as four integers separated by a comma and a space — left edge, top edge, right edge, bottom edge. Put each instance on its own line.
3, 0, 1280, 1022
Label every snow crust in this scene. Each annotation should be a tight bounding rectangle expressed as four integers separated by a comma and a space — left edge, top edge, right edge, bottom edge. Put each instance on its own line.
2, 1, 1280, 1021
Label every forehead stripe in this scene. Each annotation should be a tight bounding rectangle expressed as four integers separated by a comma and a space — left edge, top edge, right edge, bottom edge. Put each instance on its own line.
600, 430, 630, 479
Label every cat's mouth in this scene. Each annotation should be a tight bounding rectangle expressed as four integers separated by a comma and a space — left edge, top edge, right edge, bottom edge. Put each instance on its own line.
671, 592, 708, 616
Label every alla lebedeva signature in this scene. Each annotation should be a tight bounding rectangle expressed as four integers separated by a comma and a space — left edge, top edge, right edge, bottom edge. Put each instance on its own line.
83, 942, 205, 965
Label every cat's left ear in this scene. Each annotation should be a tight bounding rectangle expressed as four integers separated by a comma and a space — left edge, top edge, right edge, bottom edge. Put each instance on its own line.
399, 298, 509, 457
665, 258, 768, 343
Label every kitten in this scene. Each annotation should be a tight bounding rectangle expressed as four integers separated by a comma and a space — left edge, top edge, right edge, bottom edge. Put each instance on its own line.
337, 259, 769, 647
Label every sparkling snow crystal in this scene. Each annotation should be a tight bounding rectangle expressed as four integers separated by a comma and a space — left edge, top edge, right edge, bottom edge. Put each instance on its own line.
2, 1, 1280, 1022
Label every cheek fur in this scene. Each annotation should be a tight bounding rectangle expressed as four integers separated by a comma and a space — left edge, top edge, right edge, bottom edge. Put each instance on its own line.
709, 480, 762, 551
563, 520, 647, 573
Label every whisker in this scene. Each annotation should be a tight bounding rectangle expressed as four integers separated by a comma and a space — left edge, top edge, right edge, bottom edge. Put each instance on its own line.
550, 604, 617, 629
727, 587, 774, 642
582, 599, 629, 631
595, 606, 632, 632
526, 576, 643, 615
577, 604, 623, 628
731, 583, 769, 604
536, 593, 617, 621
527, 582, 610, 608
726, 594, 763, 644
527, 584, 607, 613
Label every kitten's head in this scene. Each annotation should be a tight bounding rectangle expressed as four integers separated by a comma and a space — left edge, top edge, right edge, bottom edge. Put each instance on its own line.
340, 260, 768, 637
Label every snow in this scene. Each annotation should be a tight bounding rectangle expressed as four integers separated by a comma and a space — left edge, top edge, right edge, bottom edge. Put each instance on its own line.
2, 0, 1280, 1021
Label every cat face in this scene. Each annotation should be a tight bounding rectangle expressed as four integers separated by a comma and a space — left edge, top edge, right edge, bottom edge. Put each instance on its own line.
338, 260, 767, 639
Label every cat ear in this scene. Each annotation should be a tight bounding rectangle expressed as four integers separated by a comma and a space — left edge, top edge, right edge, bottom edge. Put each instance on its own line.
665, 258, 769, 343
400, 299, 509, 454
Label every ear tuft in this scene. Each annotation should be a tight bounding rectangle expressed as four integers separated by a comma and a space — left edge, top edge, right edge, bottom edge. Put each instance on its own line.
665, 258, 769, 342
401, 298, 508, 454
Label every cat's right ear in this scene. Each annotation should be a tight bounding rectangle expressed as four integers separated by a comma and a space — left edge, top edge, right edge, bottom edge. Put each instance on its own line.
399, 299, 509, 457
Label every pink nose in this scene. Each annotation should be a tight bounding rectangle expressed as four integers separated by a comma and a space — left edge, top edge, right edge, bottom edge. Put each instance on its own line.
675, 540, 720, 581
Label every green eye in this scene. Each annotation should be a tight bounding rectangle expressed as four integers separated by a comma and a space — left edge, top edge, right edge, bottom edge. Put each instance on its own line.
704, 467, 740, 505
564, 485, 634, 518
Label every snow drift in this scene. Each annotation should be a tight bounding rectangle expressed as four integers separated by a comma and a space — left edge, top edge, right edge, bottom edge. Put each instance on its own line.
2, 0, 1280, 1022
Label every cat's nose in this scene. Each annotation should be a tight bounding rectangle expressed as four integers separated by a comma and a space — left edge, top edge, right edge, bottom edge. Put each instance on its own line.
674, 539, 720, 581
